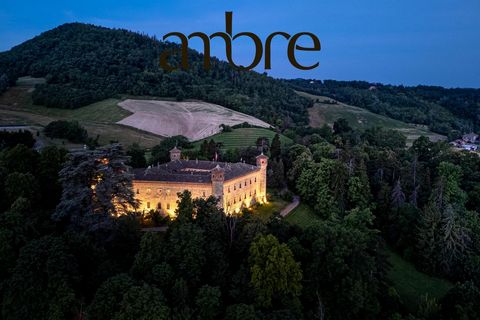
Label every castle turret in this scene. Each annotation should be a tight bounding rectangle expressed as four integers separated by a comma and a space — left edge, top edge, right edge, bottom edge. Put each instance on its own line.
256, 153, 268, 203
169, 146, 181, 161
211, 165, 225, 207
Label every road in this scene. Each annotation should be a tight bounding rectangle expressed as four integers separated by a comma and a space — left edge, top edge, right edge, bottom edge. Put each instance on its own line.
280, 195, 300, 217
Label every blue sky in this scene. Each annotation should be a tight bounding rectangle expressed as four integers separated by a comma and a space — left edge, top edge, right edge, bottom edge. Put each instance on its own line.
1, 0, 479, 87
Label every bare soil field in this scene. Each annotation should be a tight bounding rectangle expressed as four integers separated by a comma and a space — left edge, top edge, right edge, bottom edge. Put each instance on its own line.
116, 99, 271, 141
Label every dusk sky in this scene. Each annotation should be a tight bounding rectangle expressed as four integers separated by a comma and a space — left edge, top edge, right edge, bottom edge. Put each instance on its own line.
1, 0, 479, 88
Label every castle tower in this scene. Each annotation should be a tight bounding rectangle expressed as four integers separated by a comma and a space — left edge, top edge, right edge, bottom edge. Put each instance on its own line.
256, 152, 268, 203
169, 146, 181, 161
211, 165, 225, 208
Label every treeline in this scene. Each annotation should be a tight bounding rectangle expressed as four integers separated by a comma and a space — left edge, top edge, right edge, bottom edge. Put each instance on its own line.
286, 79, 480, 136
0, 23, 310, 127
0, 130, 35, 149
44, 120, 88, 143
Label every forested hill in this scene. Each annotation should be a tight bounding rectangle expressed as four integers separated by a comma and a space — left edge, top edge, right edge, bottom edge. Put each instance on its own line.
286, 79, 480, 137
0, 23, 310, 126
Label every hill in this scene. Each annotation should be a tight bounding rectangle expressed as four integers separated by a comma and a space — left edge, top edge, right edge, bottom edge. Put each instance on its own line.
0, 23, 310, 127
299, 91, 446, 145
116, 99, 270, 141
287, 79, 480, 136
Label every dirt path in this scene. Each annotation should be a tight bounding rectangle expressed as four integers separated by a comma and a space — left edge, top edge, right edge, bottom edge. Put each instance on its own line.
280, 195, 300, 217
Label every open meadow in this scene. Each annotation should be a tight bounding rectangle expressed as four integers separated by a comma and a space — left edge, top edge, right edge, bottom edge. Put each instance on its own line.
299, 91, 446, 146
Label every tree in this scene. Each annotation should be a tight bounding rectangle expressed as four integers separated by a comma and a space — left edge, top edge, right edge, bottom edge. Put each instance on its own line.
53, 144, 138, 230
0, 73, 9, 94
130, 232, 165, 281
270, 134, 281, 160
0, 144, 39, 174
4, 172, 39, 205
87, 274, 135, 320
439, 204, 470, 274
113, 284, 170, 320
44, 120, 88, 143
126, 143, 147, 168
175, 190, 195, 223
249, 234, 302, 308
166, 223, 206, 286
441, 281, 480, 320
298, 210, 384, 319
225, 304, 256, 320
391, 179, 406, 209
195, 285, 221, 320
333, 118, 352, 135
1, 236, 78, 320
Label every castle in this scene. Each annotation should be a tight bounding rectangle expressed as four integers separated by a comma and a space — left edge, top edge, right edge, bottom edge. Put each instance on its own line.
132, 147, 268, 217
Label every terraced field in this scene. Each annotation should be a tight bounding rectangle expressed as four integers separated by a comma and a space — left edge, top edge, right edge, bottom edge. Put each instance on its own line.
193, 127, 292, 150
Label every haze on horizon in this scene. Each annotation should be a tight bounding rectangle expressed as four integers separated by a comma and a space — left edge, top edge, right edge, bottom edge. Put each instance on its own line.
0, 0, 479, 88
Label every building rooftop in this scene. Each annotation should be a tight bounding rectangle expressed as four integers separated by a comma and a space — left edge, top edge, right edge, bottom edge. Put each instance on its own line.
132, 159, 260, 183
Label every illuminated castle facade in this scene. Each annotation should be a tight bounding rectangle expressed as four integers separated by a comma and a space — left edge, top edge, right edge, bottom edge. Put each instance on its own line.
132, 147, 268, 216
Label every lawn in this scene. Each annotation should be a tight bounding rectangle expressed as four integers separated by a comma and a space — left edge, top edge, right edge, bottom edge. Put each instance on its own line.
253, 194, 290, 222
386, 248, 453, 311
284, 203, 319, 228
193, 127, 292, 151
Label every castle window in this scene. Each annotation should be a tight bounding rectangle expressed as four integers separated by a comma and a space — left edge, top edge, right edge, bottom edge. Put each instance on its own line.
158, 203, 162, 209
203, 191, 206, 197
244, 181, 247, 186
167, 204, 170, 210
255, 177, 257, 182
146, 188, 151, 195
244, 194, 246, 200
234, 185, 236, 191
250, 179, 252, 185
136, 189, 140, 194
249, 191, 252, 196
147, 202, 150, 209
239, 183, 242, 189
228, 187, 230, 193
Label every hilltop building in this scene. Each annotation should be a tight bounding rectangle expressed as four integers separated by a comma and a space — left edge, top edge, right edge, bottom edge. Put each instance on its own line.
132, 147, 268, 217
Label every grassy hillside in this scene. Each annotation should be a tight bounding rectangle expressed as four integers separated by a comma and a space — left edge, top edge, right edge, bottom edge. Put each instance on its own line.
288, 79, 480, 135
0, 80, 163, 147
192, 127, 292, 151
299, 91, 446, 146
387, 248, 453, 311
285, 202, 453, 311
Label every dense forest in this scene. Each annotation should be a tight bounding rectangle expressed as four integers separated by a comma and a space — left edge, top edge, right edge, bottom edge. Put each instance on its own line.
2, 122, 480, 319
0, 23, 310, 127
286, 79, 480, 136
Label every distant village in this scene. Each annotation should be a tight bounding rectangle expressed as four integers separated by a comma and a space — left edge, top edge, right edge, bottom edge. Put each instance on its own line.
450, 133, 479, 152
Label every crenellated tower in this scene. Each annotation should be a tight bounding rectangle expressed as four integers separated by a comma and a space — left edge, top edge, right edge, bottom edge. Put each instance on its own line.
256, 152, 268, 203
211, 165, 225, 207
169, 146, 181, 161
